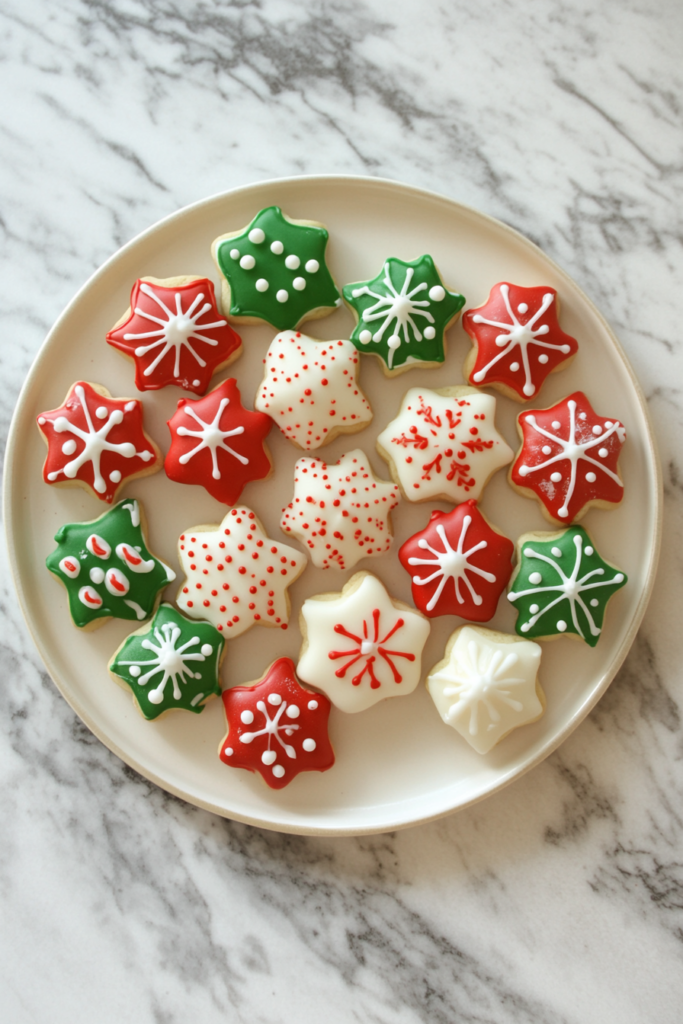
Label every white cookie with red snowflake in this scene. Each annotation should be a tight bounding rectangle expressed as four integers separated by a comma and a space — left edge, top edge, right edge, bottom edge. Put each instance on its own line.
280, 449, 400, 570
376, 386, 513, 504
297, 572, 430, 713
254, 330, 373, 450
177, 507, 307, 638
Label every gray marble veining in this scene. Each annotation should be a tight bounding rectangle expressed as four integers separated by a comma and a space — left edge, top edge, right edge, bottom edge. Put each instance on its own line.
1, 1, 683, 1021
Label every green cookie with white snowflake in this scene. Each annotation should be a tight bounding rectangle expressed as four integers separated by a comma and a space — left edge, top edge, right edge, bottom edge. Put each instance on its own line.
342, 255, 465, 376
507, 526, 627, 647
109, 604, 225, 720
211, 206, 341, 330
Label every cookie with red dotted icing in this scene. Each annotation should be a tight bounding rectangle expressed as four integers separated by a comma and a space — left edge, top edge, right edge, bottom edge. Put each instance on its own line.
280, 449, 400, 570
36, 381, 161, 503
462, 282, 578, 402
165, 378, 272, 505
509, 391, 626, 524
398, 501, 514, 621
219, 657, 335, 789
177, 507, 307, 638
106, 276, 242, 394
254, 330, 372, 450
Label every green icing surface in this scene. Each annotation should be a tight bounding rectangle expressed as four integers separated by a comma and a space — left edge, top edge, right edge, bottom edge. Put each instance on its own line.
215, 205, 340, 329
342, 255, 465, 371
507, 526, 627, 647
109, 604, 223, 719
46, 499, 175, 629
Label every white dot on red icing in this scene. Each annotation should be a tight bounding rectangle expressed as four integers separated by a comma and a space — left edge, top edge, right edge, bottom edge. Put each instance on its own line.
62, 439, 77, 455
96, 406, 108, 419
240, 254, 255, 270
529, 572, 542, 584
550, 472, 562, 482
307, 700, 318, 710
276, 289, 288, 303
542, 445, 552, 455
598, 448, 608, 458
286, 705, 300, 719
271, 240, 284, 255
109, 470, 122, 483
302, 738, 316, 752
517, 303, 528, 314
261, 750, 277, 765
552, 420, 561, 429
224, 747, 233, 756
268, 692, 282, 705
592, 424, 602, 435
423, 326, 436, 340
285, 254, 300, 270
429, 285, 445, 301
192, 379, 201, 387
605, 421, 613, 429
551, 547, 562, 557
305, 259, 319, 273
510, 362, 520, 372
579, 412, 587, 420
557, 620, 567, 632
240, 710, 254, 724
586, 472, 597, 483
230, 249, 240, 260
256, 278, 269, 292
38, 417, 46, 425
538, 354, 549, 364
249, 228, 265, 244
272, 765, 285, 778
584, 546, 594, 556
124, 401, 136, 412
293, 277, 306, 291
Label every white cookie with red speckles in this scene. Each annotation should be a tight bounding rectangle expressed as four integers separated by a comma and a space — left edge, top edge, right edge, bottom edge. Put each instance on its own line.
280, 449, 399, 570
254, 330, 373, 450
177, 507, 307, 638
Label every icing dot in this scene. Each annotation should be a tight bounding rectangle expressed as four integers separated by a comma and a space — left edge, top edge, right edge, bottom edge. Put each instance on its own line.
302, 738, 316, 752
61, 439, 77, 456
423, 326, 436, 339
248, 227, 265, 244
517, 303, 528, 314
293, 277, 306, 291
529, 572, 542, 584
579, 412, 587, 420
552, 420, 561, 430
584, 546, 594, 556
255, 278, 269, 292
530, 603, 539, 613
286, 705, 300, 719
590, 599, 599, 607
285, 254, 300, 270
272, 765, 285, 778
240, 710, 254, 724
387, 335, 401, 350
261, 750, 277, 765
276, 289, 289, 303
240, 254, 255, 270
308, 700, 318, 710
551, 547, 562, 557
129, 665, 141, 678
510, 362, 520, 372
557, 620, 568, 632
268, 692, 282, 705
520, 623, 531, 632
550, 472, 562, 482
38, 417, 46, 425
200, 643, 213, 656
538, 354, 549, 364
614, 574, 624, 583
605, 421, 613, 429
89, 567, 105, 584
429, 285, 445, 302
230, 249, 240, 260
224, 747, 233, 756
96, 406, 109, 419
598, 448, 608, 458
359, 330, 372, 344
192, 379, 201, 387
270, 240, 284, 254
109, 470, 122, 483
305, 259, 319, 273
592, 424, 603, 435
585, 472, 597, 483
542, 445, 552, 455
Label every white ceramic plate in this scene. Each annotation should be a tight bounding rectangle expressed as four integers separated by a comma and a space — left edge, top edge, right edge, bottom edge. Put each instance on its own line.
4, 176, 661, 835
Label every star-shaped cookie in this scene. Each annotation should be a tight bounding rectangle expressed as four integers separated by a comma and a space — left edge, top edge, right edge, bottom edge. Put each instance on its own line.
280, 449, 399, 570
177, 507, 307, 637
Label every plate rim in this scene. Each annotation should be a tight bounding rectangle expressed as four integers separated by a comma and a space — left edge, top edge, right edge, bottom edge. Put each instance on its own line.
3, 174, 663, 835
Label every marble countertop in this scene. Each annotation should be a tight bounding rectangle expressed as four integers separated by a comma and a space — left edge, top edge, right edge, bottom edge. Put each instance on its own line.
2, 1, 682, 1021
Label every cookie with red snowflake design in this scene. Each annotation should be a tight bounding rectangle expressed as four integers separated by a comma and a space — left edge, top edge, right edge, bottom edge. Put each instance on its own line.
509, 391, 626, 524
297, 572, 430, 713
463, 283, 578, 401
399, 501, 514, 621
37, 381, 161, 503
106, 276, 242, 394
165, 377, 272, 505
219, 657, 335, 789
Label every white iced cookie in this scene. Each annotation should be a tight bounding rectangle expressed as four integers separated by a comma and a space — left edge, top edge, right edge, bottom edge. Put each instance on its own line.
297, 572, 430, 713
254, 330, 373, 450
376, 386, 513, 503
280, 449, 399, 570
426, 625, 544, 755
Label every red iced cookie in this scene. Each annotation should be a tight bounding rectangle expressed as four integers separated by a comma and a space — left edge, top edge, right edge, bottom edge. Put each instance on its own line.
219, 657, 335, 789
463, 282, 578, 401
106, 276, 242, 394
510, 391, 626, 524
36, 381, 161, 503
165, 378, 272, 504
398, 500, 514, 621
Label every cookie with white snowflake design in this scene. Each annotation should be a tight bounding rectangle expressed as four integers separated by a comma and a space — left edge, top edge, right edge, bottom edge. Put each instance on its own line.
426, 625, 544, 755
106, 276, 242, 394
297, 572, 430, 714
398, 501, 514, 621
463, 282, 578, 401
342, 256, 465, 376
37, 381, 161, 503
109, 604, 224, 719
219, 657, 335, 790
376, 386, 513, 504
165, 377, 272, 505
507, 526, 627, 646
46, 498, 175, 630
254, 330, 373, 450
212, 206, 340, 330
177, 507, 307, 638
280, 449, 400, 570
509, 391, 626, 524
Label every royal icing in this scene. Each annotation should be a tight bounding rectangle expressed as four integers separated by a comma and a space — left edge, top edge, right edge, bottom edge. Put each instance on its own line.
177, 507, 307, 637
165, 378, 272, 505
219, 657, 334, 789
212, 206, 340, 330
37, 382, 160, 503
109, 604, 224, 719
254, 330, 372, 450
342, 256, 465, 373
463, 283, 578, 400
510, 391, 626, 523
106, 277, 242, 394
427, 626, 543, 755
377, 387, 513, 503
297, 572, 430, 713
399, 501, 514, 621
280, 449, 399, 570
46, 499, 175, 628
507, 526, 627, 646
